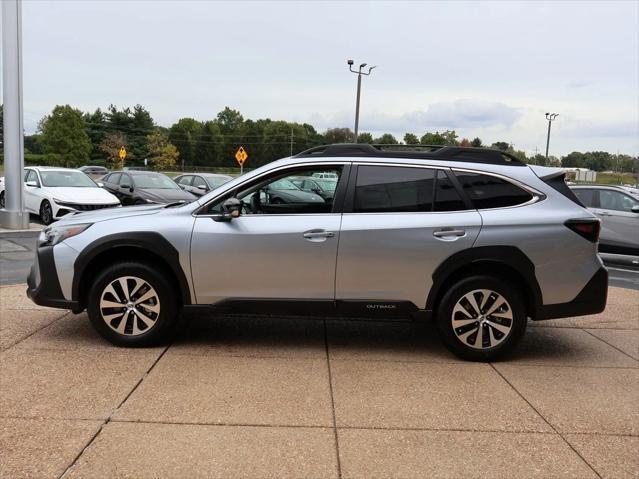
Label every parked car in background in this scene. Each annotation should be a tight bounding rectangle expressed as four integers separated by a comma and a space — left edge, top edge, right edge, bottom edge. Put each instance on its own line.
79, 166, 109, 178
174, 173, 233, 197
0, 167, 120, 225
570, 184, 639, 256
312, 171, 339, 180
289, 176, 338, 202
101, 171, 197, 205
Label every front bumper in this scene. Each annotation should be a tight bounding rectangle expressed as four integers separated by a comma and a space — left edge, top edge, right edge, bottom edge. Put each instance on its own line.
535, 267, 608, 320
26, 244, 79, 311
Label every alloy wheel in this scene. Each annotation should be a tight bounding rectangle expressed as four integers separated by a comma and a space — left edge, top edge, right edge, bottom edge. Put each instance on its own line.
451, 289, 513, 350
99, 276, 161, 336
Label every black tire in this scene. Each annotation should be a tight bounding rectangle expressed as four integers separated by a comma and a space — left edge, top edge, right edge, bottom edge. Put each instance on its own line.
87, 261, 179, 347
436, 275, 527, 361
0, 191, 4, 209
40, 200, 54, 225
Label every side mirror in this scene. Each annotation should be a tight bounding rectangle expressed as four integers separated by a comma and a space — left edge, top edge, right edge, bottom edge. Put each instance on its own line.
213, 197, 242, 222
25, 180, 38, 188
197, 184, 208, 191
97, 182, 104, 188
632, 205, 639, 213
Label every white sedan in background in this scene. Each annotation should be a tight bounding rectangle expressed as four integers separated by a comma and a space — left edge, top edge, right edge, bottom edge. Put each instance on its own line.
0, 166, 120, 225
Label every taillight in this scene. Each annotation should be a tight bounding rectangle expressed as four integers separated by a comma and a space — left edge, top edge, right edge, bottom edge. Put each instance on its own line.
565, 219, 600, 243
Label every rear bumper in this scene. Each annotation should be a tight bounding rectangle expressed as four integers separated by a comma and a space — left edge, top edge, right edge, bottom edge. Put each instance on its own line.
26, 245, 79, 311
535, 267, 608, 320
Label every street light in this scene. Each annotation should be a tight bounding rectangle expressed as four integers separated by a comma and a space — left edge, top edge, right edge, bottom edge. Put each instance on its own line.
545, 112, 559, 158
348, 59, 376, 143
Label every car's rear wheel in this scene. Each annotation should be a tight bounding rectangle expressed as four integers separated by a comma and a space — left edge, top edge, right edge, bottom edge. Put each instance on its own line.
87, 261, 178, 346
436, 275, 526, 361
40, 200, 54, 225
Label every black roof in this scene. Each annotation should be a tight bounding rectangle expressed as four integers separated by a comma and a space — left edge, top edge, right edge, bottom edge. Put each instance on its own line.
293, 143, 525, 166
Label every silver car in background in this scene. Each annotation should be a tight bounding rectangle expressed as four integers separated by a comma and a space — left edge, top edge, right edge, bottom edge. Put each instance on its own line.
570, 184, 639, 257
26, 144, 608, 361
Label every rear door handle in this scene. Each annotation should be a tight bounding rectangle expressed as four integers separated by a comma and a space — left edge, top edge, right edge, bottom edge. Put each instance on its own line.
303, 229, 335, 240
433, 229, 466, 238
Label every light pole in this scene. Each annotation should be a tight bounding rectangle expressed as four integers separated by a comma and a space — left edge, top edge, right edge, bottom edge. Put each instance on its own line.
545, 113, 559, 159
347, 59, 376, 143
1, 0, 29, 229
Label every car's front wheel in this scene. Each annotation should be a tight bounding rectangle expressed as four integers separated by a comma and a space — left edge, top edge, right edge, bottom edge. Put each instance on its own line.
436, 275, 526, 361
87, 261, 179, 346
40, 200, 54, 225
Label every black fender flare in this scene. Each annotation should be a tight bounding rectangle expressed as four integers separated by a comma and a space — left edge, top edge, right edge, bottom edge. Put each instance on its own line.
425, 246, 542, 314
72, 232, 192, 306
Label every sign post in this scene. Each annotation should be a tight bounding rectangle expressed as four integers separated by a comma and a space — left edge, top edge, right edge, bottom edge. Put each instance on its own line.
235, 146, 248, 175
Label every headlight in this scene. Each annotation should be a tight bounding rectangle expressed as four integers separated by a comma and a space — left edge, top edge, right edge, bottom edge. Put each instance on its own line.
41, 223, 92, 246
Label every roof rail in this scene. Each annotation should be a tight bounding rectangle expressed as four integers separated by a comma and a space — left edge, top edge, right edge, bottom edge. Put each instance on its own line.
293, 143, 525, 166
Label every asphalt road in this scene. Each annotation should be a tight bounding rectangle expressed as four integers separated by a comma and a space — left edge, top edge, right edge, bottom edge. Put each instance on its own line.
1, 230, 637, 291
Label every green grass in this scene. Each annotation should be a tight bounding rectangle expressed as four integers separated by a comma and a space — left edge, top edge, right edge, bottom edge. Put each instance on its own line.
574, 172, 637, 185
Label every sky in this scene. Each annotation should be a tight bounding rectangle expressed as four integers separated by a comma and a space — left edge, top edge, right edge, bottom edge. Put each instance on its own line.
4, 0, 639, 156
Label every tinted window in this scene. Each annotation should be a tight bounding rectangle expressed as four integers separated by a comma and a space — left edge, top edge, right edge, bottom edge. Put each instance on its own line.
599, 190, 639, 212
354, 166, 436, 213
177, 175, 192, 186
108, 173, 121, 184
454, 172, 533, 209
119, 174, 132, 187
434, 171, 466, 211
572, 189, 596, 207
192, 176, 207, 189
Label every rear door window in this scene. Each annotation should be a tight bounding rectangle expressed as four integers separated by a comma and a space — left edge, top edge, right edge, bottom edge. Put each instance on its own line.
353, 166, 436, 213
434, 171, 467, 211
453, 171, 533, 209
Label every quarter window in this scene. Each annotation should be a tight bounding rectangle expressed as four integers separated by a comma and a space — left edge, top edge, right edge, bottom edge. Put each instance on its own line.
453, 171, 533, 209
572, 189, 596, 208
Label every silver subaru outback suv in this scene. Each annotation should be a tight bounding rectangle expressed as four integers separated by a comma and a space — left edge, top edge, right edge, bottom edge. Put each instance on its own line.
27, 144, 607, 361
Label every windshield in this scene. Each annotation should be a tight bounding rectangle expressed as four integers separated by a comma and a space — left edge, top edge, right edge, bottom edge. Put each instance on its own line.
40, 170, 97, 187
133, 174, 180, 189
270, 179, 300, 190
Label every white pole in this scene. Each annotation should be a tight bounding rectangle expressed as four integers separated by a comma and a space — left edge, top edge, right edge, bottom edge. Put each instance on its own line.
1, 0, 29, 229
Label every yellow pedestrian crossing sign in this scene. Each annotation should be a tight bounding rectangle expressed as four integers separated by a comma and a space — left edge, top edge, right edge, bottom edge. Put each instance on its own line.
119, 146, 127, 161
235, 146, 248, 166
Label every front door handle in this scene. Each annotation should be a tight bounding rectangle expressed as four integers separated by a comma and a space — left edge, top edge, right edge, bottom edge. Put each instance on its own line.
433, 229, 466, 238
303, 229, 335, 239
303, 229, 335, 243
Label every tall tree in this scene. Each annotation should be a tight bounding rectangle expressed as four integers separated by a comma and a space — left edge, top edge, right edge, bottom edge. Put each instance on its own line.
357, 132, 374, 144
99, 131, 129, 169
39, 105, 91, 167
403, 133, 419, 144
147, 131, 179, 171
491, 141, 510, 152
323, 128, 353, 144
169, 118, 203, 167
471, 137, 483, 147
374, 133, 399, 144
420, 132, 446, 145
194, 121, 224, 167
